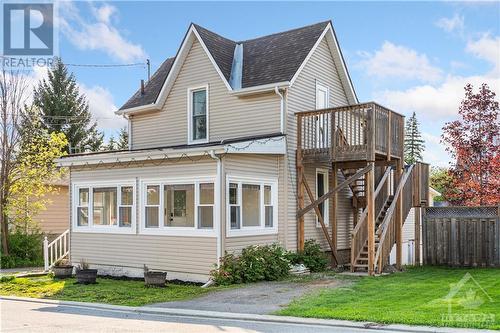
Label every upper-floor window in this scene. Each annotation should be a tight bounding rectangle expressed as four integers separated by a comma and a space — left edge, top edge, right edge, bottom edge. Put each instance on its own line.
188, 85, 209, 144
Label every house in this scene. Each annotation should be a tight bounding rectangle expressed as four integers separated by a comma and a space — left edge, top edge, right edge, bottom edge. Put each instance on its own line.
35, 177, 70, 239
56, 21, 429, 281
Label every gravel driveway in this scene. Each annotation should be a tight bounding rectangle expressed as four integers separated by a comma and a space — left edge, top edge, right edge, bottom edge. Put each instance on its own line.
146, 277, 346, 315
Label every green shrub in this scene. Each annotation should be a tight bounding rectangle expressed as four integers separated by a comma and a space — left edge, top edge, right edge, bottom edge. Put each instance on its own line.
211, 243, 290, 285
287, 239, 329, 272
1, 231, 44, 269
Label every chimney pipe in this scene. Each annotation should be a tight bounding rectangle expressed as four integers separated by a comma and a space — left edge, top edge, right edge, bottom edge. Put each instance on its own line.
140, 79, 145, 95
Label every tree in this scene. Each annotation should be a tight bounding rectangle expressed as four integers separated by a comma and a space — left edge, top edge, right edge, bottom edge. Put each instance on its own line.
105, 135, 117, 151
0, 69, 30, 255
117, 127, 128, 150
442, 83, 499, 206
6, 107, 67, 232
404, 112, 425, 165
85, 126, 104, 152
32, 58, 103, 153
429, 167, 454, 203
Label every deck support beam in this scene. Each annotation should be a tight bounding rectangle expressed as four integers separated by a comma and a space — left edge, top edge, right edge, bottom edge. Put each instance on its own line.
395, 159, 403, 270
331, 163, 338, 266
297, 115, 305, 252
366, 162, 375, 276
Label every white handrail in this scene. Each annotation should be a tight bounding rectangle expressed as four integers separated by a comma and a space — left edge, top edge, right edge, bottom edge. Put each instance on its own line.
44, 229, 70, 271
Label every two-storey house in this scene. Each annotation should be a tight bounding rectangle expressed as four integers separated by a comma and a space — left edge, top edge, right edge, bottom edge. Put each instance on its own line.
56, 21, 429, 280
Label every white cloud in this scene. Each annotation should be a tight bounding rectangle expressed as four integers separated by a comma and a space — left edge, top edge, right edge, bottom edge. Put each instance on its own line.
59, 2, 147, 63
422, 132, 451, 168
466, 34, 500, 76
435, 14, 465, 34
79, 84, 125, 129
357, 41, 443, 82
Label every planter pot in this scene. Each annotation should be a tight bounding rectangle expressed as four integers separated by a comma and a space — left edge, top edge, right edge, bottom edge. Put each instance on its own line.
76, 269, 98, 284
144, 271, 167, 287
52, 265, 74, 279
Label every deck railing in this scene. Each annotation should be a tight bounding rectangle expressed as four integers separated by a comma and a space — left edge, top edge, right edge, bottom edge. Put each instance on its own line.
296, 102, 404, 162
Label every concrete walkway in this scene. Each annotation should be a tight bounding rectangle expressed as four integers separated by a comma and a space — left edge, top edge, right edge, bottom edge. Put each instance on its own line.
148, 278, 347, 314
0, 267, 44, 276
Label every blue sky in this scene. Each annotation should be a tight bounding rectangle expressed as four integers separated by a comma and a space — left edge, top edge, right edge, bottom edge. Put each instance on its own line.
27, 1, 500, 166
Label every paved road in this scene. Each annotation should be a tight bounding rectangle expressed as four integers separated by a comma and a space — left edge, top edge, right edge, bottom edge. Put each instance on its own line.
0, 299, 389, 333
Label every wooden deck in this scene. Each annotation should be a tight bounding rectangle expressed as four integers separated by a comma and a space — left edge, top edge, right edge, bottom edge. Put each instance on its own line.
296, 102, 405, 163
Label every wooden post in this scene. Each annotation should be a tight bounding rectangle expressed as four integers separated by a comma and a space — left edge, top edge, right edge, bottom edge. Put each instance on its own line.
395, 159, 403, 270
366, 162, 375, 275
387, 111, 392, 160
297, 115, 305, 252
414, 206, 421, 266
331, 163, 338, 259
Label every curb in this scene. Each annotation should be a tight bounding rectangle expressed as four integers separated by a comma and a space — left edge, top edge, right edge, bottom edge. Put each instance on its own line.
0, 296, 491, 333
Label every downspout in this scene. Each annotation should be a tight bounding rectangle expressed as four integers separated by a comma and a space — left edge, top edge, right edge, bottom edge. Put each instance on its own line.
209, 150, 223, 269
275, 86, 286, 134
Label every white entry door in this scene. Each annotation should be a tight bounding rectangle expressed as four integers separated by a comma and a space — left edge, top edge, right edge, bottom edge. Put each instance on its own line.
316, 83, 329, 147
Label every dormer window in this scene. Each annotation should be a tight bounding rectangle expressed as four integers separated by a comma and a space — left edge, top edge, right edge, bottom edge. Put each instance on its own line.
188, 85, 209, 144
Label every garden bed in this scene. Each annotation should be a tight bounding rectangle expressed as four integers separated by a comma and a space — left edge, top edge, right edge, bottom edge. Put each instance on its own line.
0, 275, 217, 306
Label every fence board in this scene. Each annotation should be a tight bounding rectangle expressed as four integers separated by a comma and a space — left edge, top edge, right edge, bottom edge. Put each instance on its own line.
423, 206, 500, 267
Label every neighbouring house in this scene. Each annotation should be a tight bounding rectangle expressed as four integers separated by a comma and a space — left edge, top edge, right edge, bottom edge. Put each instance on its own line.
35, 177, 70, 239
390, 187, 440, 266
56, 21, 429, 281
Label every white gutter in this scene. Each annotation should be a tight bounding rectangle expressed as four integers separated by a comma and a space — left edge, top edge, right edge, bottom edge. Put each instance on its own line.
275, 87, 286, 134
229, 81, 290, 96
209, 150, 223, 268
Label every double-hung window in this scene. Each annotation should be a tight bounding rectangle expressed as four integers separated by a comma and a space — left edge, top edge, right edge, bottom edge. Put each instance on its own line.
227, 177, 277, 236
73, 182, 135, 233
142, 180, 215, 234
189, 86, 208, 144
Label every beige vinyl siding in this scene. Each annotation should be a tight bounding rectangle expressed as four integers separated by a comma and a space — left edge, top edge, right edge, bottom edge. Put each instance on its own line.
34, 185, 69, 235
131, 40, 281, 149
70, 158, 217, 276
286, 37, 350, 251
71, 233, 216, 275
222, 154, 282, 252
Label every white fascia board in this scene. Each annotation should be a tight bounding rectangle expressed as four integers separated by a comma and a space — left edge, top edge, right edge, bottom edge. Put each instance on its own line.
229, 81, 290, 96
57, 146, 226, 167
115, 103, 160, 116
224, 136, 286, 154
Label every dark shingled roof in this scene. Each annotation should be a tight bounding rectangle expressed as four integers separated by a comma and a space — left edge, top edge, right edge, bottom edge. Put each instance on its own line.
120, 21, 330, 110
120, 57, 175, 110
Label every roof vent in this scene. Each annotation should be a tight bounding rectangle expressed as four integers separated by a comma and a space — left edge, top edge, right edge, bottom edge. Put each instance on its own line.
229, 43, 243, 90
140, 79, 145, 95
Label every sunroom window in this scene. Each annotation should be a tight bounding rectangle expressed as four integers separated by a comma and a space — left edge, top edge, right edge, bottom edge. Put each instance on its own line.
73, 184, 135, 231
143, 182, 214, 231
228, 179, 277, 233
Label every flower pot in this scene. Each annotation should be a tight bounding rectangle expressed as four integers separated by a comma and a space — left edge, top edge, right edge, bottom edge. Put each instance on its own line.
52, 265, 74, 279
144, 271, 167, 287
76, 269, 98, 284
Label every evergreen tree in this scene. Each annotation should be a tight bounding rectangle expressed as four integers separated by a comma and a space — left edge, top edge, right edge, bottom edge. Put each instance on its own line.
105, 135, 117, 151
117, 127, 129, 150
32, 58, 102, 153
85, 125, 104, 152
404, 112, 425, 164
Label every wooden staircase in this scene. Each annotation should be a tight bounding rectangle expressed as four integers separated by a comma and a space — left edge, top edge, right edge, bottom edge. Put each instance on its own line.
342, 168, 366, 209
352, 195, 393, 271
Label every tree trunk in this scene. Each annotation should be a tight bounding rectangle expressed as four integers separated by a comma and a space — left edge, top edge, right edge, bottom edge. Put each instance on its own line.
0, 194, 9, 256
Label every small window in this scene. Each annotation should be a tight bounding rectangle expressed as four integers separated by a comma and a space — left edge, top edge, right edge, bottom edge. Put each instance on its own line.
190, 88, 208, 142
145, 185, 160, 228
198, 183, 214, 229
77, 188, 89, 226
264, 185, 273, 228
316, 170, 329, 227
119, 186, 133, 227
229, 183, 240, 229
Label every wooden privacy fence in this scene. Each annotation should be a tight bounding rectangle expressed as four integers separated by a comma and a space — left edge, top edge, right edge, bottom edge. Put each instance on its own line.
423, 206, 500, 267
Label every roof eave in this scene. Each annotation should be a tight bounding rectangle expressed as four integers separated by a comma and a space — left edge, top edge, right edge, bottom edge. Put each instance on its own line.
229, 81, 290, 96
115, 103, 161, 116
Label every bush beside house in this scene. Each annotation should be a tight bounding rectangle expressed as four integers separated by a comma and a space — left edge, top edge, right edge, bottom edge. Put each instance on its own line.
1, 231, 44, 269
210, 240, 329, 285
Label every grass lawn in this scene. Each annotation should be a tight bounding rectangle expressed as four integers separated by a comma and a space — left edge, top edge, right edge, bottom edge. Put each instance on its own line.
278, 266, 500, 330
0, 275, 217, 306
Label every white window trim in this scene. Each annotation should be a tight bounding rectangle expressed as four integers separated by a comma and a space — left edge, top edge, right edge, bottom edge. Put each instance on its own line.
315, 168, 329, 228
315, 81, 329, 110
226, 175, 278, 237
139, 176, 217, 237
187, 84, 209, 145
72, 180, 136, 234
